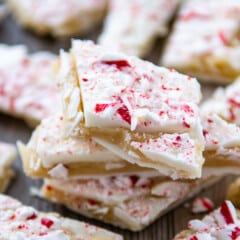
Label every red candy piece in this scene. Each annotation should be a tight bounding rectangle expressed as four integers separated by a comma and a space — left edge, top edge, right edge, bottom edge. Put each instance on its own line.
95, 103, 111, 113
117, 104, 131, 125
181, 104, 194, 114
201, 198, 214, 210
203, 129, 208, 137
41, 218, 54, 228
183, 121, 190, 128
88, 199, 98, 206
95, 97, 131, 125
231, 226, 240, 240
228, 98, 240, 108
129, 175, 139, 186
189, 236, 198, 240
26, 212, 37, 220
101, 60, 131, 71
220, 201, 235, 225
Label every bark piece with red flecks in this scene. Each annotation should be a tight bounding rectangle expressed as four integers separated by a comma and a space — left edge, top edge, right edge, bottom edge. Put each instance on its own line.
0, 194, 122, 240
6, 0, 108, 37
41, 174, 221, 231
161, 0, 240, 84
98, 0, 181, 57
174, 200, 240, 240
61, 40, 204, 180
0, 44, 60, 126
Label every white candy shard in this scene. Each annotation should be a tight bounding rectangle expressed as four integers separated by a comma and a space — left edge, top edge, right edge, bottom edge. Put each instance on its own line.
191, 197, 214, 214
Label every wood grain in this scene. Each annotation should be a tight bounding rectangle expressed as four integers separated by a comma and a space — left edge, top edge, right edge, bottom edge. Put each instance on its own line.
0, 14, 235, 240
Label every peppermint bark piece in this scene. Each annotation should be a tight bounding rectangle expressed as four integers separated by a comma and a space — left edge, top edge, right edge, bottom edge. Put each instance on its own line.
202, 77, 240, 125
18, 114, 154, 179
98, 0, 181, 57
7, 0, 108, 37
173, 200, 240, 240
0, 44, 60, 126
0, 194, 122, 240
18, 113, 240, 179
41, 174, 220, 231
162, 0, 240, 84
200, 78, 240, 176
202, 114, 240, 177
63, 40, 204, 179
0, 142, 16, 192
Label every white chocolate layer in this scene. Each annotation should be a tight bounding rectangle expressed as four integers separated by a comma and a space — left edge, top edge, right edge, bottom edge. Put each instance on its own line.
18, 114, 155, 178
202, 77, 240, 125
162, 0, 240, 83
32, 115, 121, 167
99, 0, 181, 57
0, 44, 60, 125
174, 200, 240, 240
42, 175, 221, 231
7, 0, 108, 37
202, 114, 240, 151
61, 40, 204, 179
0, 194, 122, 240
201, 79, 240, 171
72, 40, 202, 133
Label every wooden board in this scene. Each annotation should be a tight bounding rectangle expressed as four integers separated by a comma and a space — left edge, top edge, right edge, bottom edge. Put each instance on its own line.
0, 14, 236, 240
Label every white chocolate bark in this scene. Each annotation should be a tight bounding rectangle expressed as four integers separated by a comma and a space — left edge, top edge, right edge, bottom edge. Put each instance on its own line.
202, 114, 240, 151
98, 0, 181, 57
174, 200, 240, 240
0, 44, 60, 126
200, 79, 240, 176
18, 112, 240, 179
202, 77, 240, 125
18, 114, 154, 178
62, 40, 204, 179
202, 114, 240, 176
0, 194, 122, 240
72, 40, 202, 132
162, 0, 240, 83
42, 175, 221, 231
7, 0, 108, 37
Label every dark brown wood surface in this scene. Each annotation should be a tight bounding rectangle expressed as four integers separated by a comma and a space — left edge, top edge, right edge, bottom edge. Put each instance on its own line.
0, 14, 236, 240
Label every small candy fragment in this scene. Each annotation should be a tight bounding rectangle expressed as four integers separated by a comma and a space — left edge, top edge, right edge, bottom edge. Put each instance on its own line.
192, 197, 214, 214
